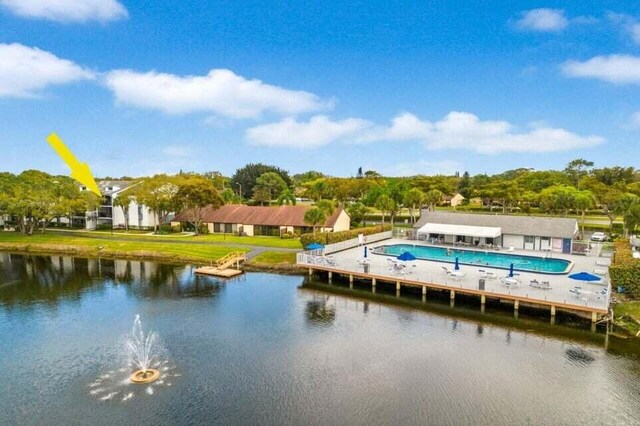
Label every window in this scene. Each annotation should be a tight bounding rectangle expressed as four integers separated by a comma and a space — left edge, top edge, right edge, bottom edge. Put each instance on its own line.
138, 206, 143, 222
524, 236, 535, 243
224, 223, 233, 233
214, 223, 221, 233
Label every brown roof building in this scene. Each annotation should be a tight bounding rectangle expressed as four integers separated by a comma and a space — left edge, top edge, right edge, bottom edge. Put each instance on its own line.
172, 204, 350, 236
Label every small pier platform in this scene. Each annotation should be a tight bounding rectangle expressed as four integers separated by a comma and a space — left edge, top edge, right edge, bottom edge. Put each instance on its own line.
194, 266, 243, 277
195, 251, 247, 278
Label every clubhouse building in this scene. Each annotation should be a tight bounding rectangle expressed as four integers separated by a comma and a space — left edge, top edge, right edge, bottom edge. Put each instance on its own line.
414, 210, 579, 254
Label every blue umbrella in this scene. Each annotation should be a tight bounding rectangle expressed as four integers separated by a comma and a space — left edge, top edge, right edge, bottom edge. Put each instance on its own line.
397, 252, 416, 262
454, 256, 460, 270
509, 263, 514, 277
306, 242, 324, 250
364, 246, 368, 258
569, 272, 601, 282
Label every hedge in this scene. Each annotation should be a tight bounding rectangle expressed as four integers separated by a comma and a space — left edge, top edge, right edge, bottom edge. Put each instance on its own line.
301, 225, 392, 248
609, 240, 640, 298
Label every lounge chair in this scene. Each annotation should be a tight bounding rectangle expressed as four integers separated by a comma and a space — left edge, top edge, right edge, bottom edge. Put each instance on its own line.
529, 279, 541, 289
441, 266, 451, 274
500, 276, 520, 287
595, 259, 611, 267
540, 281, 551, 290
593, 267, 608, 276
449, 271, 466, 280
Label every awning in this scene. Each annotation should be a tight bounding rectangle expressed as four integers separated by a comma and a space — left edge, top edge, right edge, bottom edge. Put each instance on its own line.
417, 223, 502, 239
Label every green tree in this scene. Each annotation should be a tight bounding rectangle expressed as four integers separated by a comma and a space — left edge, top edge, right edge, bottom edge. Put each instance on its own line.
277, 188, 297, 205
315, 199, 336, 216
623, 204, 640, 236
133, 175, 180, 233
458, 171, 472, 200
254, 172, 288, 205
613, 194, 640, 237
230, 163, 291, 199
564, 158, 594, 189
175, 176, 223, 235
346, 202, 369, 227
424, 189, 443, 212
573, 190, 595, 239
304, 207, 327, 236
113, 189, 136, 232
375, 194, 395, 227
404, 188, 425, 223
539, 185, 576, 216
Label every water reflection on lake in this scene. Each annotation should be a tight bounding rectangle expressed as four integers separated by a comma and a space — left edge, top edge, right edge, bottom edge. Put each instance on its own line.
1, 253, 639, 425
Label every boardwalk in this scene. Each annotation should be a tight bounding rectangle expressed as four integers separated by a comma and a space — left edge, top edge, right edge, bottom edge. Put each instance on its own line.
298, 238, 611, 322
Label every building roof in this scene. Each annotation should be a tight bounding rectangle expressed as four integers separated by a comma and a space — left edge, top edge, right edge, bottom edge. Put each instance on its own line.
79, 180, 136, 196
174, 204, 346, 228
413, 210, 578, 239
417, 223, 501, 238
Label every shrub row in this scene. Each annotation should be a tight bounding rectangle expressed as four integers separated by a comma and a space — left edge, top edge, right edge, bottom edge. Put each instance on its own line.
609, 240, 640, 298
300, 224, 392, 247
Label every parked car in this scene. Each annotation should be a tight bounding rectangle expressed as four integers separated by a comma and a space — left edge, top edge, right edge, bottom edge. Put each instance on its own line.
590, 232, 608, 242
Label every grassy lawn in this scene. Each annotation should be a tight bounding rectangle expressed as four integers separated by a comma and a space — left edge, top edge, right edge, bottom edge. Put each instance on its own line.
613, 301, 640, 335
62, 229, 303, 249
249, 251, 297, 265
193, 234, 302, 248
0, 232, 248, 263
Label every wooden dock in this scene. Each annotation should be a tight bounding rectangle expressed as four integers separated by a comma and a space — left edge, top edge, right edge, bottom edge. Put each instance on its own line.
305, 264, 608, 324
195, 251, 247, 278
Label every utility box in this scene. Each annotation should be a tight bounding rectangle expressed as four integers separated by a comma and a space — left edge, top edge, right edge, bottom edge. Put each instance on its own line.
478, 278, 485, 291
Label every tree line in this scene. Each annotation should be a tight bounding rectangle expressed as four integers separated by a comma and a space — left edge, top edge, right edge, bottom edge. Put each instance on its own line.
2, 159, 640, 238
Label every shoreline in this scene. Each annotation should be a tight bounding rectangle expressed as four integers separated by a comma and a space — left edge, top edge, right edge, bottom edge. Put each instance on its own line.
3, 242, 639, 338
0, 242, 304, 273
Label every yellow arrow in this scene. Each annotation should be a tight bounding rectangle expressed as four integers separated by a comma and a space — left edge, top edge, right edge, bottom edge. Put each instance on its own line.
46, 133, 101, 196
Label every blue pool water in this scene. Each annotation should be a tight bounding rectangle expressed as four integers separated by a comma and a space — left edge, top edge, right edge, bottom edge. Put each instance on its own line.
377, 244, 572, 274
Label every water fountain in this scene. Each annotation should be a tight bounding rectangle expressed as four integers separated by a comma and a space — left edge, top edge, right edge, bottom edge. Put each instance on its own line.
127, 315, 161, 384
88, 315, 178, 401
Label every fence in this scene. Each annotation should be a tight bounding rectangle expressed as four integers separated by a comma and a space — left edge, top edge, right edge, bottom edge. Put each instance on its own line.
323, 230, 393, 254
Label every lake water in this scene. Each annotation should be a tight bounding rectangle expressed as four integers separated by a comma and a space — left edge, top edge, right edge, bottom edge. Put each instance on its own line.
1, 253, 639, 425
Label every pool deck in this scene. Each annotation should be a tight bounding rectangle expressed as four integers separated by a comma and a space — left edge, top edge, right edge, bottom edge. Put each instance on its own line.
298, 238, 611, 322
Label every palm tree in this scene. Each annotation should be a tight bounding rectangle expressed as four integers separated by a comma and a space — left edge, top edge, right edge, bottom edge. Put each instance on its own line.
113, 192, 134, 232
375, 194, 395, 227
304, 207, 326, 236
424, 189, 443, 212
573, 190, 594, 239
404, 188, 425, 223
277, 188, 296, 205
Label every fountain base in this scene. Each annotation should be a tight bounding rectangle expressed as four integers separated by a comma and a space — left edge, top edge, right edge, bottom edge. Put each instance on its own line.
129, 369, 160, 384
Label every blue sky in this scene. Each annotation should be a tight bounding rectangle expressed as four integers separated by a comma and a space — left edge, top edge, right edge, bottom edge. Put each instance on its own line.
0, 0, 639, 178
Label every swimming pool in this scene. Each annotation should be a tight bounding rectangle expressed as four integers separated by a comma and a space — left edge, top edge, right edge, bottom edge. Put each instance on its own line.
375, 244, 572, 274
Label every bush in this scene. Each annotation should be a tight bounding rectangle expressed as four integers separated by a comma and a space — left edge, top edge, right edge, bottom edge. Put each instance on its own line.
609, 240, 640, 298
281, 232, 292, 239
300, 224, 392, 248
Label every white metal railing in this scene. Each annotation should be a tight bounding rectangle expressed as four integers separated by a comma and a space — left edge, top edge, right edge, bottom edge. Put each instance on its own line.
296, 254, 610, 312
296, 230, 393, 264
323, 230, 393, 254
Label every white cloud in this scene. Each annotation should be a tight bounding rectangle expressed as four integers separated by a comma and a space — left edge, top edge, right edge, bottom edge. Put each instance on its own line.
104, 69, 329, 119
516, 8, 568, 32
607, 13, 640, 45
383, 160, 462, 177
382, 112, 603, 154
0, 43, 95, 97
246, 111, 603, 154
561, 54, 640, 84
246, 115, 373, 148
0, 0, 127, 23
